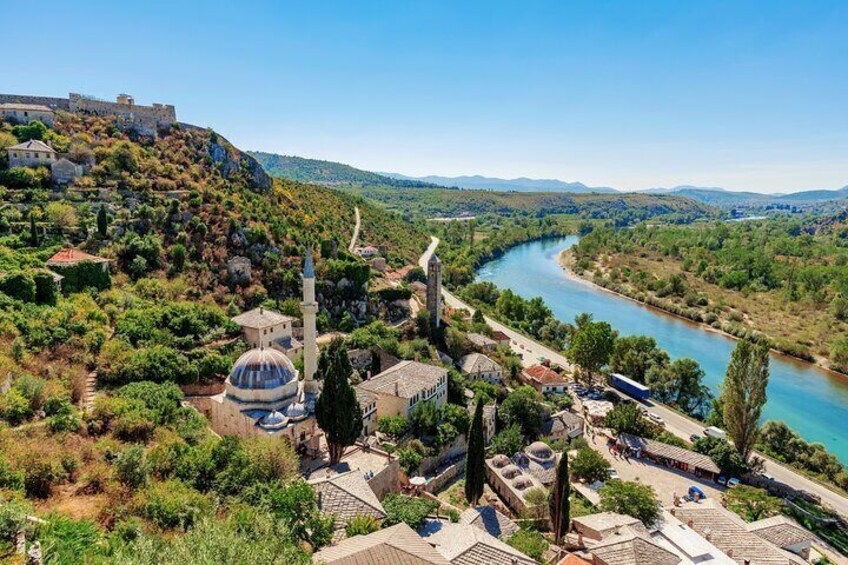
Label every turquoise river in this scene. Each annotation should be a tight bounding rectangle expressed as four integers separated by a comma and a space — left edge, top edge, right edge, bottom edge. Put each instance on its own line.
476, 236, 848, 464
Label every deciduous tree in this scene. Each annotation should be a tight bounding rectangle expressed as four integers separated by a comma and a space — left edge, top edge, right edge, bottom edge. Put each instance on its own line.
721, 339, 769, 460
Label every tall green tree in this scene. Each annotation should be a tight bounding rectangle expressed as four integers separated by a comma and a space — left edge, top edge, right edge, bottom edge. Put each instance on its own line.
29, 212, 39, 247
721, 338, 769, 460
550, 452, 570, 546
97, 204, 108, 238
568, 319, 615, 383
315, 339, 362, 464
464, 398, 485, 505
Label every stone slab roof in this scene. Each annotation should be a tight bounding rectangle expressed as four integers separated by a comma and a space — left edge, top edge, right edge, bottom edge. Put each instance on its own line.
309, 469, 386, 530
467, 333, 497, 348
425, 522, 536, 565
542, 410, 584, 437
618, 433, 720, 474
8, 139, 55, 153
585, 532, 681, 565
313, 522, 450, 564
746, 514, 817, 549
357, 360, 446, 399
457, 353, 501, 375
459, 505, 520, 539
573, 512, 646, 538
46, 248, 108, 266
231, 307, 295, 329
673, 504, 806, 565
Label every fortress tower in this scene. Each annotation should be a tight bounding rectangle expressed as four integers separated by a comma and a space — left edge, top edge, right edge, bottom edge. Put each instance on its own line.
301, 250, 319, 394
427, 253, 442, 329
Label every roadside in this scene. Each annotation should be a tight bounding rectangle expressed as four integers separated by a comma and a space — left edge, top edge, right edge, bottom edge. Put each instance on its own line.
421, 236, 848, 518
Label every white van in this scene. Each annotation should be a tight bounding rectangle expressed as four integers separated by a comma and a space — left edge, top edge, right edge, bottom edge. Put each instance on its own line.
703, 426, 727, 440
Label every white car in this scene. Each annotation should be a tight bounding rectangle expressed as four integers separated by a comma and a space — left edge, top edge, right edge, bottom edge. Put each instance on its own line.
607, 468, 620, 480
647, 412, 665, 425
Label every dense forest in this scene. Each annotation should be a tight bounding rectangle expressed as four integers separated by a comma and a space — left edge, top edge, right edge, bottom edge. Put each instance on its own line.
570, 217, 848, 370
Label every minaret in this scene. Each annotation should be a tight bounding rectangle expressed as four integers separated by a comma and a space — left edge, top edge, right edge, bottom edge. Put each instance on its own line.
427, 253, 442, 329
301, 250, 319, 394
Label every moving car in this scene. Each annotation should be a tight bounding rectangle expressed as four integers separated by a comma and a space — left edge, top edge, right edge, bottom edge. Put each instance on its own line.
703, 426, 727, 440
647, 412, 664, 425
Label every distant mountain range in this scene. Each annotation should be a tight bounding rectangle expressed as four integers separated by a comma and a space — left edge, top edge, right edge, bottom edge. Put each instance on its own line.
249, 151, 848, 207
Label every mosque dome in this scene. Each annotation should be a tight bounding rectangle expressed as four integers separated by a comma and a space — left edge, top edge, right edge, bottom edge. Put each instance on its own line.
285, 400, 308, 421
527, 441, 553, 460
492, 454, 510, 468
228, 347, 297, 390
259, 410, 289, 430
501, 465, 521, 479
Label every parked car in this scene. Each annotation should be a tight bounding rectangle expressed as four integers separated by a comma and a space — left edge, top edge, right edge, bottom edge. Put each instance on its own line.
759, 473, 775, 482
703, 426, 727, 440
607, 467, 620, 480
689, 434, 702, 443
647, 412, 665, 425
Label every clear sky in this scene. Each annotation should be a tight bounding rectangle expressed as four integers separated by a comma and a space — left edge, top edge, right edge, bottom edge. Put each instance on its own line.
2, 1, 846, 193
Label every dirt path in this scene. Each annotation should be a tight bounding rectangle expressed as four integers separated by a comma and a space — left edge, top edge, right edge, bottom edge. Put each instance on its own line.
348, 206, 361, 252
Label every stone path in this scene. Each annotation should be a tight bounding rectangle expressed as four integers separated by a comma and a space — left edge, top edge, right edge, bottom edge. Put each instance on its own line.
348, 206, 361, 252
82, 371, 98, 412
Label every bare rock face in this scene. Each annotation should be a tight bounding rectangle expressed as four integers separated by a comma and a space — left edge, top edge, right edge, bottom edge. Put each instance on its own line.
227, 256, 252, 285
206, 132, 271, 192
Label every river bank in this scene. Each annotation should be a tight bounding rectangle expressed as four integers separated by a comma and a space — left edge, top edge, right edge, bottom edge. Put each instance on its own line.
557, 246, 848, 379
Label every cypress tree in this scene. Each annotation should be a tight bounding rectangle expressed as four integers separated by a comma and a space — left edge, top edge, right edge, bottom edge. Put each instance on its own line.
551, 451, 571, 546
97, 205, 108, 238
315, 339, 363, 464
464, 397, 485, 505
29, 213, 39, 247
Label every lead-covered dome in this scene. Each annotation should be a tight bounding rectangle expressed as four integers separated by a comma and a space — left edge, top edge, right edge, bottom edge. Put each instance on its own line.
229, 347, 297, 390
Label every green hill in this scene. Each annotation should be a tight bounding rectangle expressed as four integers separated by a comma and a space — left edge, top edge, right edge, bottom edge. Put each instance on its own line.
248, 152, 445, 188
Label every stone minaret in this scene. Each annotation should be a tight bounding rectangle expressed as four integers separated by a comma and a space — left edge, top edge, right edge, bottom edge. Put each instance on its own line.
427, 253, 442, 329
301, 250, 319, 394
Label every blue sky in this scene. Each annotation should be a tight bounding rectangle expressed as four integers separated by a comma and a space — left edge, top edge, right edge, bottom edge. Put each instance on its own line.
2, 1, 846, 193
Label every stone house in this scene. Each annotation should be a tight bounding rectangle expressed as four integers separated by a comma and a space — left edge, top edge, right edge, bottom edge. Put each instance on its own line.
50, 158, 83, 184
309, 469, 386, 541
542, 409, 584, 441
521, 364, 569, 393
485, 453, 547, 516
46, 248, 109, 272
467, 332, 497, 351
7, 139, 56, 168
457, 352, 502, 384
356, 360, 448, 421
356, 389, 378, 436
230, 306, 301, 360
0, 103, 54, 126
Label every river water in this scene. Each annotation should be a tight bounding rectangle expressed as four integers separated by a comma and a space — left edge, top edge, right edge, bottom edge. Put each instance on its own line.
476, 236, 848, 463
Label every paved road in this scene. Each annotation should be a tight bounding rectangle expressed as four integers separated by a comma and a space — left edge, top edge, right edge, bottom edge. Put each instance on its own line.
348, 206, 361, 252
421, 236, 848, 517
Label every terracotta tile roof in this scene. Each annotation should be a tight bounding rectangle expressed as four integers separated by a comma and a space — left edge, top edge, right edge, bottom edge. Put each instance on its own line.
491, 331, 510, 342
457, 353, 501, 375
357, 360, 446, 399
8, 139, 55, 152
558, 555, 593, 565
746, 515, 816, 549
523, 364, 566, 385
313, 522, 450, 564
673, 504, 806, 565
459, 505, 520, 539
617, 434, 720, 474
425, 522, 536, 565
310, 470, 386, 532
46, 248, 108, 266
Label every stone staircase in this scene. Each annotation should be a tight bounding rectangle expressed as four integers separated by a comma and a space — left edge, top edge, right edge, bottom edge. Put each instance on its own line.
82, 371, 98, 412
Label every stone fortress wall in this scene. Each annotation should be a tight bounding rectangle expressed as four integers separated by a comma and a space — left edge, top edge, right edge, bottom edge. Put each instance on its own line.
0, 94, 70, 110
0, 92, 176, 136
69, 93, 176, 136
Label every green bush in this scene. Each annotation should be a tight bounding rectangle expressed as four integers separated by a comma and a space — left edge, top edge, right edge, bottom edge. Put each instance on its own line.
506, 529, 548, 561
0, 271, 35, 302
0, 388, 33, 425
135, 479, 212, 531
25, 461, 57, 499
116, 445, 151, 489
382, 494, 437, 529
344, 514, 382, 538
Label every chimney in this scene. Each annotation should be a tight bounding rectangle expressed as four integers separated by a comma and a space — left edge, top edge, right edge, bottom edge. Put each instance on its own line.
395, 381, 399, 396
726, 549, 733, 558
687, 519, 694, 528
259, 306, 264, 315
742, 560, 749, 565
669, 508, 676, 516
317, 491, 323, 508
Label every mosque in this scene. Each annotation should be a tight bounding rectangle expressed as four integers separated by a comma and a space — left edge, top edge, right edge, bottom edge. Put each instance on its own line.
204, 252, 322, 454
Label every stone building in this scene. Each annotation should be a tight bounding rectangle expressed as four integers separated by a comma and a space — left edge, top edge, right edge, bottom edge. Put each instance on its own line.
46, 248, 109, 272
521, 363, 569, 394
7, 140, 56, 168
200, 254, 321, 453
0, 103, 54, 126
427, 253, 442, 329
231, 306, 301, 360
309, 469, 386, 541
485, 453, 547, 516
457, 352, 502, 384
356, 360, 448, 421
69, 92, 176, 136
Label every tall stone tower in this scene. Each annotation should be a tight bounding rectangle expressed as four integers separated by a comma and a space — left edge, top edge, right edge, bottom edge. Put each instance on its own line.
301, 250, 319, 394
427, 253, 442, 329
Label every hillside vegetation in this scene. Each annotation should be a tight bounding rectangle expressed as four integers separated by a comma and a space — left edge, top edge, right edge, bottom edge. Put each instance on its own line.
569, 217, 848, 370
249, 152, 443, 188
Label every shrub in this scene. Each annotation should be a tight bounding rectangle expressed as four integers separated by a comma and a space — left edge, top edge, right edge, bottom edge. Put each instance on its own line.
116, 445, 151, 489
571, 447, 611, 484
382, 494, 437, 529
113, 410, 156, 442
506, 529, 548, 561
135, 479, 211, 531
344, 514, 382, 538
0, 497, 31, 543
0, 271, 35, 303
25, 461, 57, 499
0, 388, 33, 426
